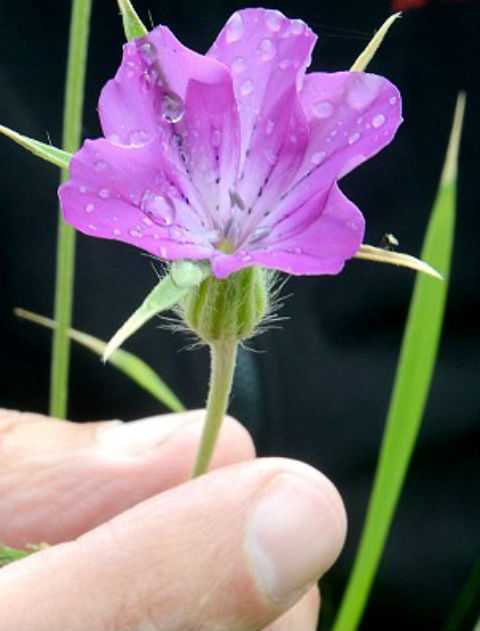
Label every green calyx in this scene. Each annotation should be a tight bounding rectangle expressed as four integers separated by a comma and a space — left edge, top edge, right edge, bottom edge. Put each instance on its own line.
182, 266, 268, 344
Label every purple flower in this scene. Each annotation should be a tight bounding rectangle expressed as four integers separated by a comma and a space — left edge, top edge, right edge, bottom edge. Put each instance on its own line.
59, 8, 402, 279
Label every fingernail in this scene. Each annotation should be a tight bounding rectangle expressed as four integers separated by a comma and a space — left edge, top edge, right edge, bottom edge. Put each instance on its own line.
246, 473, 345, 606
96, 413, 200, 453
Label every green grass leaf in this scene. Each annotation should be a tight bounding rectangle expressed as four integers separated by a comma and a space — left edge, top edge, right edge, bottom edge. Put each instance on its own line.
333, 92, 466, 631
443, 557, 480, 631
0, 125, 72, 169
16, 309, 185, 413
103, 261, 210, 362
0, 543, 47, 568
117, 0, 148, 41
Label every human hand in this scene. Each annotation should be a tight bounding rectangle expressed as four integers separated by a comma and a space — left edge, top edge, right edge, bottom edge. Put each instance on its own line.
0, 409, 346, 630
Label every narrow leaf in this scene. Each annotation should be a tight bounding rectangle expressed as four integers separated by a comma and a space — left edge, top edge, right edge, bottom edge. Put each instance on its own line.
0, 125, 72, 169
333, 92, 466, 631
0, 543, 47, 568
350, 13, 401, 72
354, 244, 442, 279
15, 309, 185, 413
117, 0, 148, 41
443, 556, 480, 631
103, 261, 210, 362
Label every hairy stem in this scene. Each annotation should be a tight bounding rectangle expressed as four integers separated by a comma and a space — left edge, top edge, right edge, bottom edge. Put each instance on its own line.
192, 341, 238, 477
49, 0, 93, 418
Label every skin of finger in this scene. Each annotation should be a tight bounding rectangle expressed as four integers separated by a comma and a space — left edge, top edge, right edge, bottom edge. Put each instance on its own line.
0, 410, 255, 546
0, 458, 345, 631
263, 586, 320, 631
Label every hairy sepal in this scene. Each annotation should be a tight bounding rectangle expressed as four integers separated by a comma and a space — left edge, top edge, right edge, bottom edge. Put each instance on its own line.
0, 125, 71, 169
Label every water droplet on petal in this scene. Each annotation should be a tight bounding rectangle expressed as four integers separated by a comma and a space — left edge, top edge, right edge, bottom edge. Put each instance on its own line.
128, 129, 150, 145
159, 246, 168, 258
372, 113, 386, 128
211, 129, 221, 147
242, 253, 253, 262
129, 228, 143, 238
250, 226, 271, 243
313, 100, 334, 119
108, 133, 122, 145
138, 41, 156, 64
339, 154, 366, 177
169, 226, 188, 243
142, 216, 153, 226
161, 92, 185, 124
265, 10, 283, 32
348, 132, 361, 145
264, 149, 277, 165
258, 38, 276, 62
79, 185, 87, 194
240, 79, 254, 96
231, 57, 247, 74
311, 151, 326, 165
389, 96, 398, 105
88, 223, 97, 231
85, 203, 95, 213
98, 188, 110, 199
348, 220, 362, 231
278, 59, 290, 70
206, 229, 222, 243
141, 190, 176, 226
225, 12, 244, 43
347, 74, 382, 110
290, 19, 305, 35
266, 119, 275, 135
113, 228, 121, 236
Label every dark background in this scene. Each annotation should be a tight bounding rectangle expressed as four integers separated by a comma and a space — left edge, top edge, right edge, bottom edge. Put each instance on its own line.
0, 0, 479, 629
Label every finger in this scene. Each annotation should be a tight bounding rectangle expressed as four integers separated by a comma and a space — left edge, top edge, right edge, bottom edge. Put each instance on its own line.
0, 408, 254, 546
0, 458, 346, 631
264, 586, 320, 631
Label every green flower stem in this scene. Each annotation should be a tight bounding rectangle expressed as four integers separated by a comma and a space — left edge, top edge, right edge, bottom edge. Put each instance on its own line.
192, 340, 238, 477
49, 0, 93, 418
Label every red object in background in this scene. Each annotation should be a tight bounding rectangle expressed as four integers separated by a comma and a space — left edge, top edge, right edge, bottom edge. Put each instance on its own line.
392, 0, 429, 8
392, 0, 469, 8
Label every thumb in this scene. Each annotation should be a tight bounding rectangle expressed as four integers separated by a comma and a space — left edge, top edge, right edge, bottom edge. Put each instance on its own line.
0, 458, 346, 631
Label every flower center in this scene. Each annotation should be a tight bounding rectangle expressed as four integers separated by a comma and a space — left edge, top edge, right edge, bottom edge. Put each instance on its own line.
216, 238, 236, 254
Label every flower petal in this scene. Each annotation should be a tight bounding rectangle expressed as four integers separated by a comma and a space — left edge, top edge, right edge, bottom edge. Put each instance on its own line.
99, 25, 233, 146
233, 91, 310, 247
173, 77, 241, 227
211, 184, 364, 277
267, 71, 402, 222
99, 25, 241, 228
207, 9, 316, 171
58, 138, 215, 261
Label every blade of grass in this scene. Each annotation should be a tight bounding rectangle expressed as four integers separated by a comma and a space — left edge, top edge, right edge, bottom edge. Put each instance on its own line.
50, 0, 93, 418
443, 556, 480, 631
0, 544, 47, 568
117, 0, 148, 40
16, 308, 185, 413
333, 93, 466, 631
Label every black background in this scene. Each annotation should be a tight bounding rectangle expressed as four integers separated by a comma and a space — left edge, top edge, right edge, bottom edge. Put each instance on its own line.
0, 1, 479, 629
